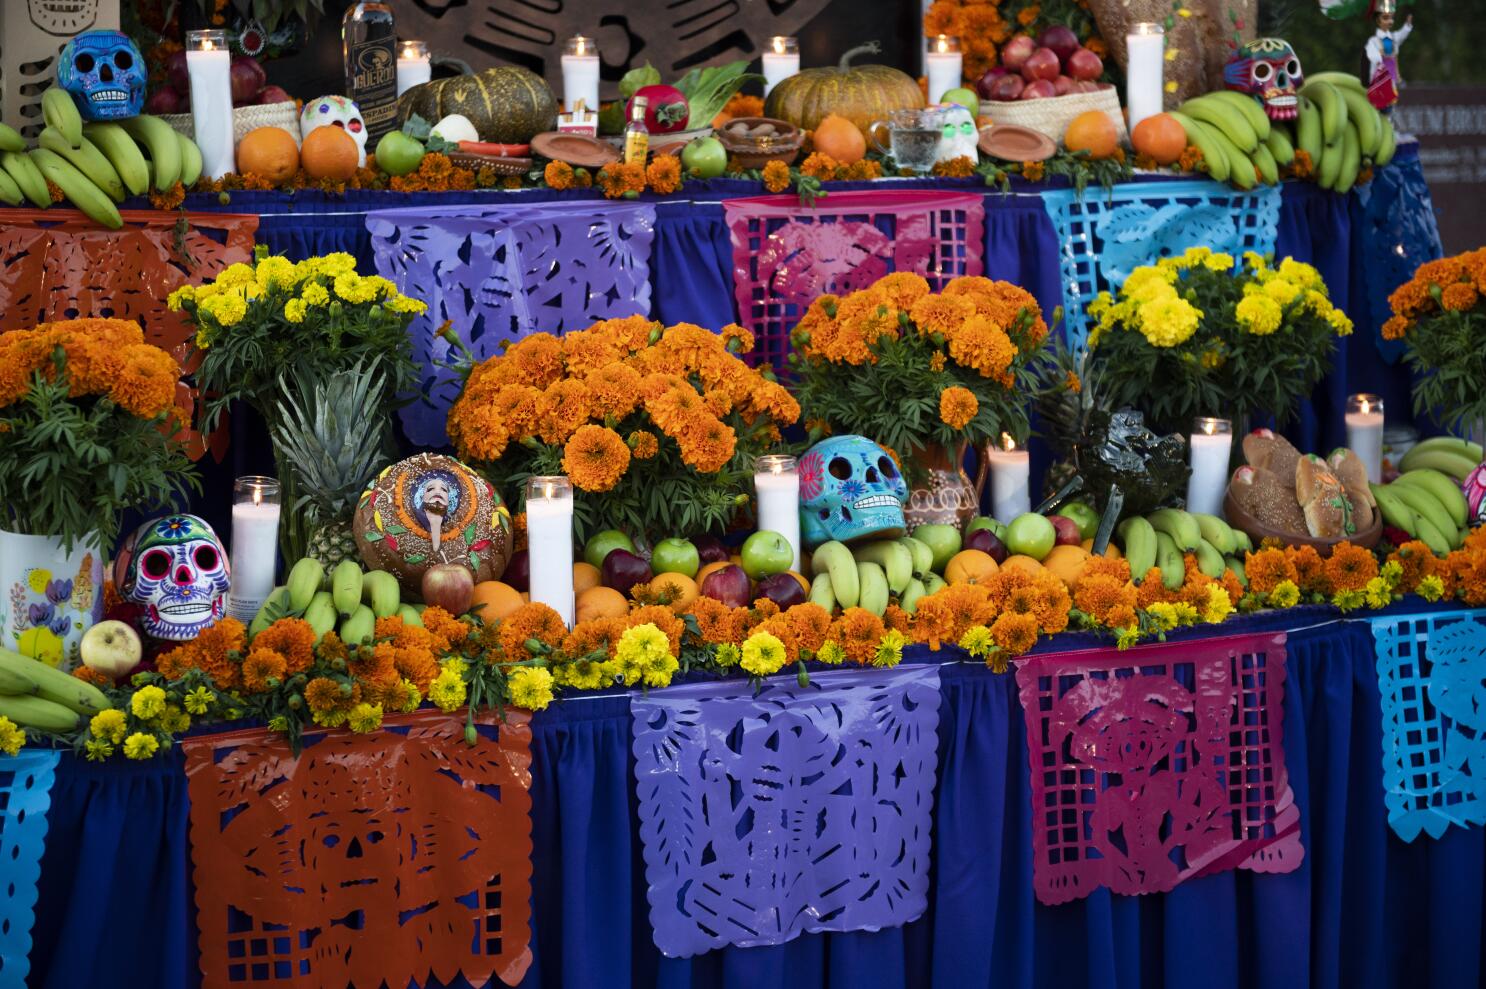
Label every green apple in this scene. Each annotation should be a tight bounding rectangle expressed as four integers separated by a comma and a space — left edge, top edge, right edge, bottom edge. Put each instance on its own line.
966, 515, 1007, 541
1059, 500, 1100, 540
941, 86, 980, 116
1005, 513, 1057, 561
912, 523, 961, 573
740, 529, 793, 579
584, 529, 635, 569
650, 537, 700, 577
681, 136, 728, 179
376, 130, 426, 176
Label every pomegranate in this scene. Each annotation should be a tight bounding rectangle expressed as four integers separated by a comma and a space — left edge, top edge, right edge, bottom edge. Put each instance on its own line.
1000, 35, 1036, 73
1067, 47, 1104, 81
229, 56, 266, 105
1019, 79, 1058, 100
1038, 25, 1081, 66
987, 74, 1025, 101
1021, 48, 1061, 82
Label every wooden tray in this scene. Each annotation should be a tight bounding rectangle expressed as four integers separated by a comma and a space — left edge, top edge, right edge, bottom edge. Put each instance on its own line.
1223, 489, 1384, 555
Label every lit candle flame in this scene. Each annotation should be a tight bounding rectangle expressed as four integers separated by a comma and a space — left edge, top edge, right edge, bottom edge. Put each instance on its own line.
772, 36, 787, 54
252, 487, 262, 506
201, 38, 215, 51
1001, 432, 1017, 452
1202, 420, 1217, 436
1360, 398, 1371, 415
573, 37, 588, 56
935, 34, 952, 53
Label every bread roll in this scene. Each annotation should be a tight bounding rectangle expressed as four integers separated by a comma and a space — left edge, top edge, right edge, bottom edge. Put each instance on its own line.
1296, 456, 1354, 538
1230, 464, 1308, 536
1241, 429, 1302, 489
1327, 448, 1375, 530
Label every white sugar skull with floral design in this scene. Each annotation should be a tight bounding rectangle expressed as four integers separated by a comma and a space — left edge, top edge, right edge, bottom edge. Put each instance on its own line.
114, 514, 231, 641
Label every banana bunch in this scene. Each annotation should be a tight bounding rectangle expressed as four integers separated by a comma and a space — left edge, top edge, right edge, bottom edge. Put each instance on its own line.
808, 537, 944, 617
0, 88, 203, 229
0, 646, 110, 732
1370, 437, 1482, 555
1114, 508, 1251, 589
254, 557, 414, 645
1170, 90, 1277, 190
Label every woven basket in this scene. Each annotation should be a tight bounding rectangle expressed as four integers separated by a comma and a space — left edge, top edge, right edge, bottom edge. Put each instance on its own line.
979, 88, 1127, 146
160, 101, 302, 146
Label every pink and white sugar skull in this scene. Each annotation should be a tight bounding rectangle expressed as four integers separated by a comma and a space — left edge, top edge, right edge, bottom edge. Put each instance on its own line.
1463, 462, 1486, 527
300, 94, 367, 165
1223, 38, 1303, 121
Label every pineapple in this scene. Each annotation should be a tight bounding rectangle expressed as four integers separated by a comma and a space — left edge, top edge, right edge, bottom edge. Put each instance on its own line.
270, 361, 393, 568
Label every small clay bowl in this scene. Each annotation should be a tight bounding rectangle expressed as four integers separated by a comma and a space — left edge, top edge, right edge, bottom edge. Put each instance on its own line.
717, 116, 804, 169
1223, 489, 1383, 555
978, 124, 1056, 162
530, 131, 619, 168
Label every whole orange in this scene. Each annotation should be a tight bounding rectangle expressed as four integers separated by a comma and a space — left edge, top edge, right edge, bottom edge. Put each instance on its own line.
576, 586, 630, 623
1131, 112, 1187, 165
300, 125, 360, 180
1063, 110, 1120, 160
812, 113, 867, 164
236, 126, 299, 182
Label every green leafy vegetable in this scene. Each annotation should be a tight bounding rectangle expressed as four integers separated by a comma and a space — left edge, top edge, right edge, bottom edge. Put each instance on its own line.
673, 60, 763, 131
619, 62, 661, 99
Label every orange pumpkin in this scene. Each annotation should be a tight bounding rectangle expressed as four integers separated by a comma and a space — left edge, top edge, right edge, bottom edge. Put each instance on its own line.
764, 41, 924, 138
812, 114, 867, 163
1131, 112, 1187, 165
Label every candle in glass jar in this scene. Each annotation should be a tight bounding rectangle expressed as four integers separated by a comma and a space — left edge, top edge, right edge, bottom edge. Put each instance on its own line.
526, 476, 575, 627
228, 476, 281, 622
755, 454, 801, 571
1126, 23, 1165, 132
762, 36, 799, 97
1345, 394, 1385, 484
561, 36, 601, 115
1186, 417, 1232, 517
925, 35, 963, 104
988, 433, 1031, 523
186, 30, 235, 180
396, 39, 430, 95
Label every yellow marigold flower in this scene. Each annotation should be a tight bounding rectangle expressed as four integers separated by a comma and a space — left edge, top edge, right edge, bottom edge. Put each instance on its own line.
873, 629, 907, 668
184, 686, 214, 715
1277, 258, 1322, 290
615, 623, 671, 684
301, 280, 330, 306
1364, 576, 1393, 609
123, 732, 159, 760
283, 298, 307, 323
938, 385, 979, 429
347, 702, 383, 733
1268, 580, 1301, 608
1333, 588, 1365, 612
0, 716, 23, 756
1147, 601, 1179, 631
390, 678, 423, 713
1262, 278, 1300, 306
1417, 574, 1446, 602
715, 642, 742, 668
1203, 252, 1234, 272
816, 641, 845, 666
740, 631, 788, 676
428, 668, 468, 711
131, 685, 167, 721
1138, 296, 1202, 347
1115, 624, 1142, 650
90, 708, 128, 744
508, 666, 556, 710
1203, 585, 1233, 624
85, 739, 114, 761
1235, 294, 1283, 336
959, 626, 993, 659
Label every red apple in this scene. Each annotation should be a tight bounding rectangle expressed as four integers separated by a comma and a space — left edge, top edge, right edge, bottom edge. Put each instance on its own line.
166, 49, 190, 96
256, 84, 293, 106
1019, 79, 1057, 100
1053, 75, 1074, 96
964, 527, 1009, 564
422, 563, 475, 615
1067, 47, 1104, 81
146, 88, 184, 115
691, 533, 731, 566
601, 548, 652, 597
699, 563, 752, 607
230, 55, 266, 104
502, 549, 530, 592
976, 66, 1009, 100
1021, 48, 1061, 82
1046, 515, 1083, 546
988, 74, 1025, 101
1001, 35, 1037, 73
755, 572, 807, 609
1038, 25, 1081, 65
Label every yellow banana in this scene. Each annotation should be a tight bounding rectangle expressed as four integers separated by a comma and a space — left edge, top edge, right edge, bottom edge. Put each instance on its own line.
1395, 469, 1470, 530
1154, 531, 1186, 590
83, 122, 150, 197
1295, 97, 1323, 163
42, 87, 83, 147
0, 647, 108, 713
118, 114, 181, 191
363, 569, 401, 618
810, 542, 859, 609
397, 604, 425, 627
1300, 81, 1347, 144
0, 694, 80, 731
286, 557, 326, 613
340, 604, 376, 644
0, 123, 25, 153
1116, 516, 1158, 582
856, 561, 889, 617
177, 132, 203, 187
1263, 125, 1295, 166
1204, 89, 1272, 141
1194, 539, 1226, 579
0, 169, 22, 205
1375, 116, 1396, 167
1147, 508, 1201, 551
1182, 96, 1259, 153
1335, 85, 1381, 156
1335, 123, 1360, 193
1251, 142, 1279, 185
304, 592, 337, 640
29, 148, 123, 229
809, 572, 837, 612
39, 128, 125, 202
332, 560, 364, 618
1305, 71, 1367, 95
899, 578, 928, 614
1167, 111, 1230, 183
1317, 138, 1343, 190
853, 539, 913, 594
2, 150, 51, 207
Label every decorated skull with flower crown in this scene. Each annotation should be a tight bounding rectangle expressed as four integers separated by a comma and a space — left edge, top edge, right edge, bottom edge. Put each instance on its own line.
799, 435, 908, 546
113, 515, 230, 641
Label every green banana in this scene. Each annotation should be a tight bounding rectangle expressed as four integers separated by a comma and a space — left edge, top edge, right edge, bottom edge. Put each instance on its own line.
1168, 111, 1230, 183
0, 662, 39, 696
1317, 137, 1343, 190
1370, 484, 1419, 536
1182, 96, 1260, 152
82, 122, 150, 197
1387, 482, 1462, 547
899, 578, 928, 614
176, 132, 203, 187
0, 647, 108, 714
1204, 89, 1272, 140
1194, 538, 1227, 579
0, 123, 25, 153
397, 604, 425, 627
29, 148, 122, 229
1399, 445, 1479, 482
1394, 469, 1470, 529
1375, 116, 1396, 167
117, 114, 181, 191
1147, 508, 1201, 552
1305, 71, 1368, 94
811, 542, 859, 609
363, 569, 401, 619
38, 128, 125, 202
1116, 516, 1158, 583
1192, 513, 1237, 555
809, 571, 837, 612
1231, 529, 1254, 555
249, 586, 290, 639
1408, 436, 1483, 462
0, 169, 21, 206
0, 693, 80, 732
1334, 85, 1382, 156
42, 87, 83, 148
1225, 555, 1248, 589
331, 560, 364, 618
1193, 118, 1254, 189
1295, 97, 1323, 164
1335, 123, 1361, 193
856, 562, 889, 617
923, 573, 948, 595
340, 604, 376, 645
1263, 124, 1295, 166
898, 536, 935, 579
2, 150, 51, 207
1301, 80, 1348, 144
1153, 531, 1186, 591
854, 539, 912, 595
1250, 142, 1278, 185
286, 557, 326, 613
1413, 513, 1453, 557
304, 591, 337, 640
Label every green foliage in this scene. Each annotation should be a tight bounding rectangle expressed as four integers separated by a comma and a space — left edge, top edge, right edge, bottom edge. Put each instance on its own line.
0, 355, 198, 550
1036, 150, 1134, 197
1403, 309, 1486, 435
673, 61, 764, 130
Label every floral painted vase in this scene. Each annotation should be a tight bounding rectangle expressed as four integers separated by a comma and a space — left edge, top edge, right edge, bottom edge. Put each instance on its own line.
0, 528, 105, 670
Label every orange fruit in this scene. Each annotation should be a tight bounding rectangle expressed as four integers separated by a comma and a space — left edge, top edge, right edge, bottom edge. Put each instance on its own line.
300, 124, 360, 180
1131, 112, 1187, 165
576, 586, 630, 623
236, 126, 299, 182
813, 113, 867, 164
1042, 545, 1091, 590
945, 549, 1000, 585
649, 572, 699, 612
573, 561, 601, 594
1001, 554, 1047, 576
1063, 110, 1119, 160
469, 581, 524, 622
1080, 538, 1123, 560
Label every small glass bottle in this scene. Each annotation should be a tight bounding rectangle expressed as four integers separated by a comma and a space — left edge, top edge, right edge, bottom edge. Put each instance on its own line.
342, 0, 398, 145
623, 96, 650, 166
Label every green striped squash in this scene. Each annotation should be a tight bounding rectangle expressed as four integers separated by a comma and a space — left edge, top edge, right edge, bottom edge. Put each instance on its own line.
398, 66, 558, 144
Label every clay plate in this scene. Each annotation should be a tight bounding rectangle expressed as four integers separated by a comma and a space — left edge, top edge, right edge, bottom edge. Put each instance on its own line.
530, 132, 619, 168
1223, 489, 1383, 555
978, 124, 1057, 162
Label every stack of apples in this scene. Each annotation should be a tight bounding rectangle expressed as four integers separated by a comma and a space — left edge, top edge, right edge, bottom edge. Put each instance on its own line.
975, 26, 1110, 102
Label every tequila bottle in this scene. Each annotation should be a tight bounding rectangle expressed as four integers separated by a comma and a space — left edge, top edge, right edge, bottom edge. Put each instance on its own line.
342, 0, 398, 145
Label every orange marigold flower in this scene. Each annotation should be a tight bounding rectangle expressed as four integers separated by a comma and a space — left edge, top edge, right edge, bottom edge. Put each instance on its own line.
1083, 555, 1132, 585
563, 424, 632, 492
715, 93, 764, 125
252, 618, 316, 673
1380, 315, 1410, 340
1075, 574, 1137, 626
686, 597, 737, 645
874, 272, 932, 311
909, 293, 977, 337
845, 159, 883, 181
1286, 544, 1330, 595
646, 155, 682, 194
536, 377, 592, 443
883, 604, 915, 635
109, 344, 180, 419
195, 616, 246, 661
762, 159, 791, 193
628, 429, 660, 459
676, 416, 737, 473
1022, 160, 1046, 182
304, 677, 342, 713
498, 602, 568, 657
241, 647, 288, 693
990, 611, 1040, 656
350, 641, 400, 689
421, 606, 468, 650
562, 617, 624, 658
835, 607, 887, 665
598, 162, 646, 198
939, 385, 979, 429
1136, 569, 1174, 608
1325, 542, 1379, 593
1017, 5, 1040, 25
800, 152, 840, 180
932, 155, 977, 178
1441, 282, 1480, 313
784, 602, 833, 654
544, 160, 575, 190
1245, 548, 1298, 595
73, 664, 115, 688
585, 363, 643, 419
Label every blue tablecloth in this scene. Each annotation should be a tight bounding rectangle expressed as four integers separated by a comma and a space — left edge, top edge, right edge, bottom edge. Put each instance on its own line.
28, 602, 1485, 989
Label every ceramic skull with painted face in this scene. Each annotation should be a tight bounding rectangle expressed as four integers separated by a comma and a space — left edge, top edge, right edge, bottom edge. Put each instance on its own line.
57, 30, 146, 121
1223, 37, 1303, 121
114, 515, 230, 641
937, 103, 980, 163
301, 95, 368, 165
798, 435, 908, 546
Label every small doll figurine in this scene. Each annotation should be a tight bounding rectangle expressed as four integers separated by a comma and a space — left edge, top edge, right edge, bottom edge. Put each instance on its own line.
1364, 0, 1413, 112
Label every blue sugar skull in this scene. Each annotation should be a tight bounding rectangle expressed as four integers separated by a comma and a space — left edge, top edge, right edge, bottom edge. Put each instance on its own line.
113, 515, 231, 641
799, 435, 908, 547
57, 30, 146, 121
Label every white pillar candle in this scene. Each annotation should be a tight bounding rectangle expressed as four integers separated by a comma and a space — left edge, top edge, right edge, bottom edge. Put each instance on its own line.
1186, 417, 1232, 517
561, 36, 601, 115
526, 476, 575, 628
227, 476, 281, 622
762, 36, 800, 97
186, 30, 235, 180
755, 454, 802, 571
1345, 394, 1385, 484
396, 39, 431, 96
988, 433, 1031, 523
925, 35, 963, 105
1126, 22, 1166, 133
